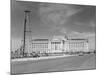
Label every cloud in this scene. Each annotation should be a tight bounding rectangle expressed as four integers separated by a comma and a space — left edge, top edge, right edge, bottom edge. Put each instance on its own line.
69, 31, 95, 38
39, 3, 96, 34
90, 21, 96, 27
39, 3, 81, 31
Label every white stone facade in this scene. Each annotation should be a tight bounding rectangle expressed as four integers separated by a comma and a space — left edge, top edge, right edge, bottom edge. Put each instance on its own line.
31, 36, 89, 54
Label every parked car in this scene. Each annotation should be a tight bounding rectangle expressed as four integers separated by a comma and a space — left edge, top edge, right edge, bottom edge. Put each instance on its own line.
78, 51, 84, 56
31, 52, 40, 57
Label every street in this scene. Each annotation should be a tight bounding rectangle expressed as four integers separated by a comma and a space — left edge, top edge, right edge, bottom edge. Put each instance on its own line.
11, 54, 96, 74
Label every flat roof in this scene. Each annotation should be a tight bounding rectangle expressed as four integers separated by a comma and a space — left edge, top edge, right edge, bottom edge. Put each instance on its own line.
33, 39, 49, 41
68, 39, 87, 40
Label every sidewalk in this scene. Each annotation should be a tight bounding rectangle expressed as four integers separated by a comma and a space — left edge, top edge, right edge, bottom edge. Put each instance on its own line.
11, 55, 76, 62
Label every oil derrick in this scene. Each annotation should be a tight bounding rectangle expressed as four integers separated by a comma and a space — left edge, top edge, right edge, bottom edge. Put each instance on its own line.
23, 10, 32, 57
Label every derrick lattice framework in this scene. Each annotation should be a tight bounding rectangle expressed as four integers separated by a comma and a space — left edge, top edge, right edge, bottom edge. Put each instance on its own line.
23, 10, 32, 56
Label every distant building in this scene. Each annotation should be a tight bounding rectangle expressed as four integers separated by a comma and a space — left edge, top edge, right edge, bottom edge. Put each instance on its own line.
32, 39, 49, 53
49, 38, 63, 53
66, 39, 89, 52
31, 36, 89, 54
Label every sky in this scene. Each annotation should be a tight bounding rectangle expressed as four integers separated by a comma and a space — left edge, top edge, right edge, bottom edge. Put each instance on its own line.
11, 0, 96, 50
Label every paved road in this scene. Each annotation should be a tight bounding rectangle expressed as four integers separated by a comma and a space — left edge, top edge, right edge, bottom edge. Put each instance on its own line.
11, 54, 96, 74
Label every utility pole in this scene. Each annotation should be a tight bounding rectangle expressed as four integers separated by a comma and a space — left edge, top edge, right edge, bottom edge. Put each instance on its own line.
23, 10, 31, 57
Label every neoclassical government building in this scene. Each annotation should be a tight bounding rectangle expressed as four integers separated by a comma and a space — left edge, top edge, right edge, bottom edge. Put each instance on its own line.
26, 36, 89, 54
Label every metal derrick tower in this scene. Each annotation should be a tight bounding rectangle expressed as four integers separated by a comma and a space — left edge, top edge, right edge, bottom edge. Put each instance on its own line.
23, 10, 32, 57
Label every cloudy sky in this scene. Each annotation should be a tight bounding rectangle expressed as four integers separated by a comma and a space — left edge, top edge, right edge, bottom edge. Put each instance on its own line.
11, 0, 96, 50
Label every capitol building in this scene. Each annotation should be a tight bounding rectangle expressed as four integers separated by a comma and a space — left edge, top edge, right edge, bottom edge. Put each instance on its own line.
27, 36, 89, 54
